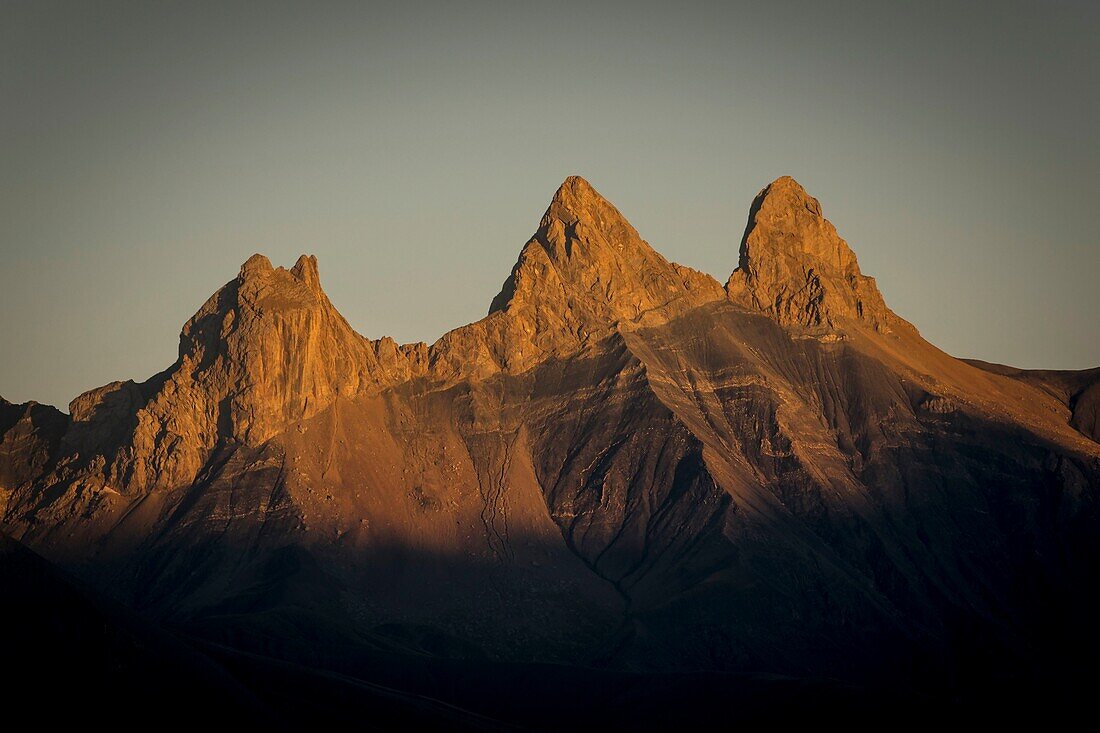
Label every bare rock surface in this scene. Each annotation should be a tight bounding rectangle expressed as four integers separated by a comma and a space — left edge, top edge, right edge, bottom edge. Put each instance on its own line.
727, 176, 897, 332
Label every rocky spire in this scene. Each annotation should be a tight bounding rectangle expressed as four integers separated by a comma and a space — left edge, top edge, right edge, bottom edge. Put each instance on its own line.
57, 254, 393, 494
489, 176, 721, 328
290, 254, 321, 290
726, 176, 894, 331
175, 253, 381, 447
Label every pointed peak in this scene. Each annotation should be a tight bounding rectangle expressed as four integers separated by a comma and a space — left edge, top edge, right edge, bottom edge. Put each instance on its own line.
174, 252, 378, 448
543, 175, 620, 225
738, 176, 849, 273
533, 176, 654, 266
488, 176, 717, 326
729, 177, 894, 331
291, 254, 321, 289
240, 253, 274, 279
764, 175, 808, 193
752, 175, 823, 219
551, 175, 599, 203
236, 253, 324, 295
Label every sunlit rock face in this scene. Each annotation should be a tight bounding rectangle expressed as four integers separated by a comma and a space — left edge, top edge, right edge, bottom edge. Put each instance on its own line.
2, 176, 1098, 709
727, 175, 897, 332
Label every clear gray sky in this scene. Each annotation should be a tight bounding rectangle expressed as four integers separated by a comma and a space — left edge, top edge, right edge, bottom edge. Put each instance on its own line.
2, 1, 1097, 410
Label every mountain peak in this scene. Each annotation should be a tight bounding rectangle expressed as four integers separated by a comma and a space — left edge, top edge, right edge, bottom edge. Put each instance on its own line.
548, 175, 600, 209
540, 175, 634, 241
760, 174, 816, 201
240, 253, 274, 278
727, 177, 894, 331
488, 178, 720, 327
739, 177, 852, 271
237, 252, 321, 292
553, 174, 596, 196
290, 254, 321, 290
169, 254, 380, 451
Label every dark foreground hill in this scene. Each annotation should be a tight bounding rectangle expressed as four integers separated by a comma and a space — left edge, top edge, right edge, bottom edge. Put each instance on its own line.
2, 176, 1098, 727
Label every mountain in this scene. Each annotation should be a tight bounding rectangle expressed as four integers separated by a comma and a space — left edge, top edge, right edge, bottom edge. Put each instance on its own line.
2, 176, 1098, 725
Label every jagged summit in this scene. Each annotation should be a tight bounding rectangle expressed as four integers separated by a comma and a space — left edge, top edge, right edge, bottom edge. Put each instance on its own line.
237, 252, 321, 292
726, 175, 895, 331
534, 175, 655, 265
175, 253, 386, 445
0, 179, 971, 504
290, 253, 321, 289
240, 252, 274, 275
491, 174, 900, 337
738, 176, 857, 272
542, 175, 627, 232
39, 253, 401, 495
488, 176, 721, 326
549, 174, 598, 204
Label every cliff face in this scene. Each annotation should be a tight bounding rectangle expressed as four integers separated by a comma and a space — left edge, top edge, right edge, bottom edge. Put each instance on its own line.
5, 253, 429, 520
2, 176, 1098, 699
0, 398, 67, 515
489, 175, 723, 328
727, 176, 896, 332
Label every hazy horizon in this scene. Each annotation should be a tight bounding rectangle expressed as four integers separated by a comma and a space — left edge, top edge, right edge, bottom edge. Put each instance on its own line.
2, 1, 1098, 410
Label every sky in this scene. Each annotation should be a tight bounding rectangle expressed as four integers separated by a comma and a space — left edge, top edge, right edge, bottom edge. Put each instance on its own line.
1, 1, 1097, 410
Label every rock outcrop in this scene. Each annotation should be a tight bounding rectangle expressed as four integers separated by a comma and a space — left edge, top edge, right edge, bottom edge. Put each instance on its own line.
17, 253, 430, 508
469, 176, 724, 375
176, 252, 391, 446
726, 176, 896, 332
0, 397, 67, 513
490, 176, 723, 325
